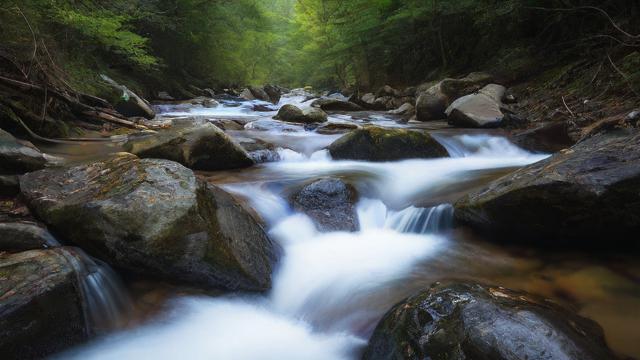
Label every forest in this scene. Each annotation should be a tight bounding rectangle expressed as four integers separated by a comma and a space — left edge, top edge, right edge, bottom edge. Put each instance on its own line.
1, 1, 639, 360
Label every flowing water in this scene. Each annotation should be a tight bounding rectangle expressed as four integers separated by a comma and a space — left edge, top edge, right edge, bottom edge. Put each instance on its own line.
54, 92, 640, 359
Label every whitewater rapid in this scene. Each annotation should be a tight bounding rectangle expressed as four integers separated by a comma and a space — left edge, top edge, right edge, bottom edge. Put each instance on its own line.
60, 94, 549, 360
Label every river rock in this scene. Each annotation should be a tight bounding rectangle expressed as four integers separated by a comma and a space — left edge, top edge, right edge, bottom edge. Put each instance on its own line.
20, 154, 281, 291
99, 75, 155, 119
360, 93, 386, 110
416, 72, 493, 121
263, 84, 282, 104
0, 221, 59, 252
274, 104, 327, 124
0, 175, 19, 196
388, 102, 415, 116
125, 123, 254, 171
315, 122, 360, 135
0, 248, 88, 358
376, 85, 400, 98
249, 86, 271, 102
328, 126, 449, 161
511, 121, 575, 153
239, 88, 255, 100
364, 283, 615, 360
291, 178, 359, 232
0, 129, 48, 174
455, 129, 640, 246
311, 98, 364, 112
445, 84, 506, 128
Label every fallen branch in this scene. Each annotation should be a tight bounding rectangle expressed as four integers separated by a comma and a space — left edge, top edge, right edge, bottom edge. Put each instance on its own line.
562, 96, 576, 118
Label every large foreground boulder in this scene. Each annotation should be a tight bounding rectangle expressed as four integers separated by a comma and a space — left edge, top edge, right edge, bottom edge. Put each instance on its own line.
20, 154, 280, 291
364, 283, 615, 360
125, 123, 254, 171
274, 104, 327, 124
0, 249, 88, 358
291, 178, 359, 232
445, 84, 506, 128
311, 98, 364, 112
416, 72, 493, 122
455, 129, 640, 246
0, 129, 48, 174
328, 126, 449, 161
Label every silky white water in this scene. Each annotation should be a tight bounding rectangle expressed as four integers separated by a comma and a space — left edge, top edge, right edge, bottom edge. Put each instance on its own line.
61, 95, 549, 360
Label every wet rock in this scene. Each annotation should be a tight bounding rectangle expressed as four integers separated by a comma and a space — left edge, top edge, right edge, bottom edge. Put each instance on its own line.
388, 103, 415, 116
210, 119, 245, 131
291, 178, 359, 232
0, 175, 19, 196
239, 88, 255, 100
125, 123, 254, 171
511, 121, 575, 153
316, 122, 360, 135
274, 104, 328, 124
373, 96, 394, 110
445, 84, 506, 128
416, 72, 493, 121
99, 75, 155, 119
263, 84, 282, 104
376, 85, 400, 98
253, 104, 278, 112
455, 129, 640, 246
360, 93, 386, 110
328, 126, 449, 161
20, 154, 281, 291
364, 283, 615, 360
0, 248, 88, 358
0, 221, 59, 252
156, 91, 174, 101
203, 88, 216, 98
249, 86, 271, 102
0, 129, 48, 174
311, 98, 364, 112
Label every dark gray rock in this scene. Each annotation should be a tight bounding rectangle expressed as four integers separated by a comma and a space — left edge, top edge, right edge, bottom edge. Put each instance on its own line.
0, 175, 19, 196
263, 84, 282, 104
124, 123, 254, 171
364, 283, 615, 360
511, 121, 575, 153
455, 129, 640, 246
0, 129, 48, 174
0, 221, 59, 252
311, 98, 364, 112
20, 154, 280, 291
0, 248, 88, 359
249, 86, 271, 102
292, 178, 359, 232
328, 126, 449, 161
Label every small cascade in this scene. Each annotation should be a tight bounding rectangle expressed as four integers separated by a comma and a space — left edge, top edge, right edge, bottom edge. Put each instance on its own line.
385, 204, 453, 234
58, 248, 133, 335
432, 133, 536, 158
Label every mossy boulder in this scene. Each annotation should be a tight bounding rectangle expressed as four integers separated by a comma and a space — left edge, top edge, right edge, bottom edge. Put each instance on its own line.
274, 104, 328, 124
291, 178, 359, 232
0, 129, 48, 174
327, 126, 449, 161
19, 154, 280, 291
416, 72, 493, 121
455, 129, 640, 247
0, 248, 88, 359
124, 123, 254, 171
364, 283, 615, 360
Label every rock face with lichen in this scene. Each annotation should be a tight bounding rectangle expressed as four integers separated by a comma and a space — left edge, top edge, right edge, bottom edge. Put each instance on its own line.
124, 123, 254, 171
363, 283, 615, 360
328, 126, 449, 161
454, 129, 640, 246
0, 248, 87, 359
19, 153, 280, 291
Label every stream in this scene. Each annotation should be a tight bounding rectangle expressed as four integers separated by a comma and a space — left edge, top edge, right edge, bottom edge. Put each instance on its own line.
55, 92, 640, 359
